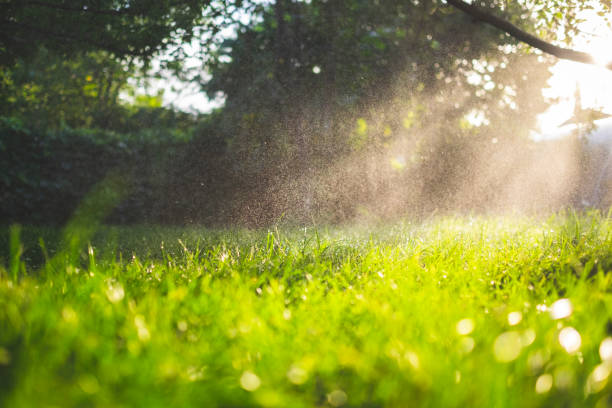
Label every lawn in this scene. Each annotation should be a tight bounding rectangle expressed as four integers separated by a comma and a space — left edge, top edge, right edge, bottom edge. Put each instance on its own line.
2, 211, 612, 407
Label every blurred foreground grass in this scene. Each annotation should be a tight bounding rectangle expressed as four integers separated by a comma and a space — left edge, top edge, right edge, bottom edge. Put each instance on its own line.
2, 212, 612, 407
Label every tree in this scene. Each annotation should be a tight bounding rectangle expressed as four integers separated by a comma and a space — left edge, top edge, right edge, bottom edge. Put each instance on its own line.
205, 0, 551, 147
0, 0, 216, 66
196, 0, 556, 221
446, 0, 612, 70
0, 48, 131, 128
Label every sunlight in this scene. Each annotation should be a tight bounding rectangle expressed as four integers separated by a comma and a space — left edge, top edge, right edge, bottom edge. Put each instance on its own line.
537, 9, 612, 135
591, 42, 612, 68
558, 327, 581, 353
586, 12, 612, 68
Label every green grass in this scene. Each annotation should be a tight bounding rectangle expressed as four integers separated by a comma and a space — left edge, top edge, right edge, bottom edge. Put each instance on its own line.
2, 212, 612, 407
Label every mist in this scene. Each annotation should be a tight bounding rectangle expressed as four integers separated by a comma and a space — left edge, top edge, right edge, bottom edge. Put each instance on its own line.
2, 0, 611, 228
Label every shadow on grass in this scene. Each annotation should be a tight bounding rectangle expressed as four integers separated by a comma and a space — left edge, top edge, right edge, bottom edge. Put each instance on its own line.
1, 170, 130, 278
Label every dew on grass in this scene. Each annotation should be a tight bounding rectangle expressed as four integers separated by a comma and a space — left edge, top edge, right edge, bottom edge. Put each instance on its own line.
520, 329, 536, 347
527, 350, 549, 374
558, 327, 581, 353
406, 351, 420, 369
186, 366, 205, 381
535, 373, 553, 394
283, 309, 292, 320
134, 315, 151, 342
527, 349, 550, 374
586, 363, 611, 394
240, 371, 261, 391
550, 298, 572, 320
493, 331, 522, 362
460, 337, 475, 354
287, 365, 308, 385
61, 306, 79, 325
591, 363, 610, 383
507, 311, 522, 326
456, 318, 474, 335
105, 280, 125, 303
599, 337, 612, 361
328, 389, 348, 407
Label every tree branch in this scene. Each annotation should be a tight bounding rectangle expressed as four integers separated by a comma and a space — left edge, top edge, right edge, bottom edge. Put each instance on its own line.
445, 0, 612, 71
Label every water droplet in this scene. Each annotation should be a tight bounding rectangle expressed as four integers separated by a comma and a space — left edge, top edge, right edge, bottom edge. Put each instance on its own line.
287, 365, 308, 385
528, 350, 549, 374
312, 65, 321, 74
558, 327, 581, 353
283, 309, 292, 320
61, 306, 79, 324
599, 337, 612, 361
240, 371, 261, 391
328, 390, 347, 407
460, 337, 475, 354
507, 311, 522, 326
456, 318, 474, 335
405, 351, 420, 369
105, 280, 125, 303
593, 363, 611, 383
586, 364, 611, 394
186, 366, 205, 381
550, 298, 572, 320
520, 328, 536, 347
134, 315, 151, 342
493, 331, 522, 362
535, 373, 553, 394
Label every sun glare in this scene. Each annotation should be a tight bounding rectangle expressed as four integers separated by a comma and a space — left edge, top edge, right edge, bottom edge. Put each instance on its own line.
591, 39, 612, 68
536, 9, 612, 137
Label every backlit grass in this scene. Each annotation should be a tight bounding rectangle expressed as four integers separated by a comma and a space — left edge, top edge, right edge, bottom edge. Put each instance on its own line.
2, 212, 612, 407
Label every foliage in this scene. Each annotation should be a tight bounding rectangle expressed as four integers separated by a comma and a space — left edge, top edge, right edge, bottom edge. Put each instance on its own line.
0, 117, 197, 225
2, 213, 612, 406
1, 0, 608, 226
204, 0, 552, 165
0, 49, 129, 129
0, 0, 214, 66
0, 47, 203, 130
191, 0, 556, 223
